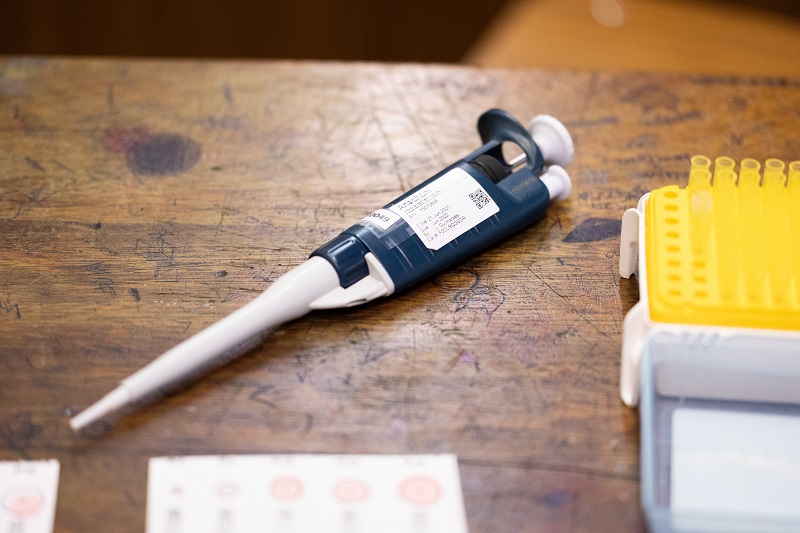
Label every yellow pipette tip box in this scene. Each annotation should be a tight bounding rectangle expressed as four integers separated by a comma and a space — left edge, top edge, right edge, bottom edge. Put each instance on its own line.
619, 156, 800, 533
619, 155, 800, 407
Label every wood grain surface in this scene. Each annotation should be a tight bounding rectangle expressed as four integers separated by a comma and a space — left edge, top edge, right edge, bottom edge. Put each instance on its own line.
1, 57, 799, 532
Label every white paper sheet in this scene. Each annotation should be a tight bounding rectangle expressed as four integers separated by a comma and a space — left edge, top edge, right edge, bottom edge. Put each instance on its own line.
146, 454, 469, 533
0, 459, 60, 533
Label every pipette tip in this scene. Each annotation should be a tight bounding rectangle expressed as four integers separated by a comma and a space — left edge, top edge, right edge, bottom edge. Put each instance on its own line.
69, 386, 131, 431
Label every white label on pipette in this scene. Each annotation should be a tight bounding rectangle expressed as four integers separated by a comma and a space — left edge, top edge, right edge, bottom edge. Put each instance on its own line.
0, 460, 60, 533
146, 454, 469, 533
361, 209, 402, 231
389, 168, 499, 250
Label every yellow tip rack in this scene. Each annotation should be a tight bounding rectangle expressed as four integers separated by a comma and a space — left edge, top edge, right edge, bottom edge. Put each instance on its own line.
619, 156, 800, 406
619, 155, 800, 533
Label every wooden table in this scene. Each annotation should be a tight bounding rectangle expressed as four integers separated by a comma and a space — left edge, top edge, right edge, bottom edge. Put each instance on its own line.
1, 57, 798, 532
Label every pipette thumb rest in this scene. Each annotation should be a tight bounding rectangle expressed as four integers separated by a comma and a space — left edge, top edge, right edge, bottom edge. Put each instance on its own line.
69, 109, 574, 430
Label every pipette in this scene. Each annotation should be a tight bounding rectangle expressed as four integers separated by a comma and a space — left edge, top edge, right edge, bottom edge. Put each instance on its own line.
70, 109, 574, 430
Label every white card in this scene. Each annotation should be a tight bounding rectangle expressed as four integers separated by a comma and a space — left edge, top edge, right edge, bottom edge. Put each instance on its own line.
0, 460, 60, 533
146, 454, 469, 533
671, 408, 800, 529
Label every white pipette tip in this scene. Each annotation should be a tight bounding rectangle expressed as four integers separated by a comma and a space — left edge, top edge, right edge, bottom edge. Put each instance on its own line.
69, 386, 132, 431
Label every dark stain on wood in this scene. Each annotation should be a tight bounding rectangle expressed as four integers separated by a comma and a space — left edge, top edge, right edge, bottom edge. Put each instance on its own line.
563, 218, 622, 243
127, 133, 201, 176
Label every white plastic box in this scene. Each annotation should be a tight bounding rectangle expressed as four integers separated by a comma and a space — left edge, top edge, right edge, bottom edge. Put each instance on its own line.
640, 332, 800, 533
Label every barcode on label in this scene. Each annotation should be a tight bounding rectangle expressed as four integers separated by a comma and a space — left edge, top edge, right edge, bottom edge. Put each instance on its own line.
469, 189, 492, 209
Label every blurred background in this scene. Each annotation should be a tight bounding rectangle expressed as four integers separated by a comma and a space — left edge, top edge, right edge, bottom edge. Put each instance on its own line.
1, 0, 799, 74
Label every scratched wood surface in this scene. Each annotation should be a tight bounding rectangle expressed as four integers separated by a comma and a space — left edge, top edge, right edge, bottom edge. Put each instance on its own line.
1, 57, 800, 532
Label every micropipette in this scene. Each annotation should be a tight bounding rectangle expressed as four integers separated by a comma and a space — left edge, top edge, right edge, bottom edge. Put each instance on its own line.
70, 109, 574, 430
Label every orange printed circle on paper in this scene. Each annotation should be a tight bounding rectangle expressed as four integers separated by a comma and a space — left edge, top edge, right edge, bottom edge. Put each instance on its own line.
271, 477, 304, 500
4, 486, 44, 518
333, 479, 370, 503
398, 476, 442, 505
215, 481, 239, 498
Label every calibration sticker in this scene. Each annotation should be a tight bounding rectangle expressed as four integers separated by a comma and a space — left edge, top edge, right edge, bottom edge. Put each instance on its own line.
380, 168, 499, 250
361, 208, 403, 232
